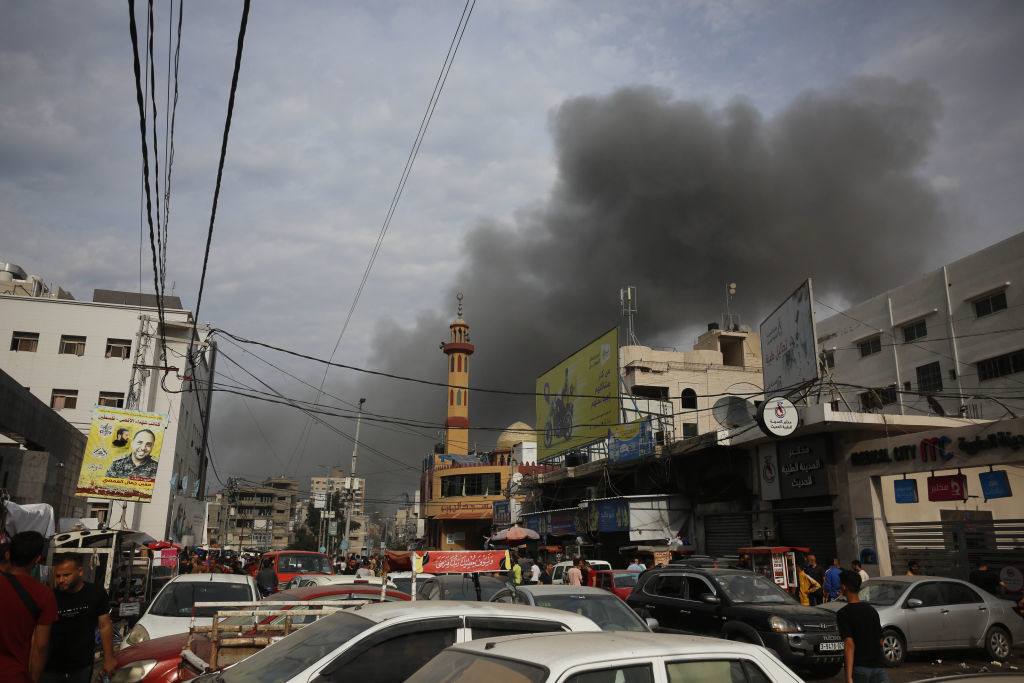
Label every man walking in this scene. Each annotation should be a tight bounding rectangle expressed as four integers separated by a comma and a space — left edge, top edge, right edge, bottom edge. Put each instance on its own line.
528, 559, 541, 585
256, 557, 278, 596
566, 559, 583, 586
627, 557, 645, 572
42, 553, 116, 683
824, 557, 843, 601
851, 560, 869, 583
837, 570, 889, 682
0, 531, 58, 683
805, 554, 826, 605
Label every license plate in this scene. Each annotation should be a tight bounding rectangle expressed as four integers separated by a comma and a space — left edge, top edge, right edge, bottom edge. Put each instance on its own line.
818, 641, 844, 652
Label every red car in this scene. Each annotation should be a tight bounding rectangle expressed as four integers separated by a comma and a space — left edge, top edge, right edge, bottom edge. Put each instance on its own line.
110, 584, 411, 682
592, 569, 642, 601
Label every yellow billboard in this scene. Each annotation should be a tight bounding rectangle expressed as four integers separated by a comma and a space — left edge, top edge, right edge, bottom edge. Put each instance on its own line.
536, 328, 620, 460
75, 406, 168, 502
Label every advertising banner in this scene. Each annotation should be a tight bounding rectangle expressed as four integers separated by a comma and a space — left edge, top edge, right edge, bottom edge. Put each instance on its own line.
608, 419, 654, 464
492, 500, 511, 525
776, 436, 830, 498
75, 407, 168, 502
927, 474, 967, 501
168, 495, 208, 546
893, 479, 919, 504
414, 550, 511, 574
979, 470, 1012, 500
588, 499, 629, 532
536, 328, 620, 460
760, 279, 820, 395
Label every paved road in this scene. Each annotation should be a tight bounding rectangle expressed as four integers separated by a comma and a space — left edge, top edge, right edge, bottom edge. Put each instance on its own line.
805, 647, 1024, 682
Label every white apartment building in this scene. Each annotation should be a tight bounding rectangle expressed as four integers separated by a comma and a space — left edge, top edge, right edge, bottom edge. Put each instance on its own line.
816, 232, 1024, 420
0, 264, 214, 542
309, 468, 367, 556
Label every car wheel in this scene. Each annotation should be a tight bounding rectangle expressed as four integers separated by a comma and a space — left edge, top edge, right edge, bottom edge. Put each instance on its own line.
881, 628, 906, 667
985, 625, 1011, 661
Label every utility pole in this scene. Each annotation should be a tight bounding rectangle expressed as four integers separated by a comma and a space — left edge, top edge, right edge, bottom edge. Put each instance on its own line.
343, 398, 366, 557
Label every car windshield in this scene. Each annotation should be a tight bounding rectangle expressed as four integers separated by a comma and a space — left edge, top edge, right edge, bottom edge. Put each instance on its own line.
612, 573, 640, 588
148, 581, 254, 617
278, 553, 332, 575
712, 574, 796, 604
532, 593, 649, 632
219, 610, 373, 683
407, 650, 547, 683
859, 580, 907, 607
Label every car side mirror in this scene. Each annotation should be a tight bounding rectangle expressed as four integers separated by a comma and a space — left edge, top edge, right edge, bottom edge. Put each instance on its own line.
645, 617, 660, 631
701, 594, 721, 605
905, 598, 923, 608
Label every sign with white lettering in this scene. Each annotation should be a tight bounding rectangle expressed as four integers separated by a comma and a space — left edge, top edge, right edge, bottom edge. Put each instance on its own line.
759, 397, 799, 438
776, 435, 830, 498
927, 474, 967, 502
893, 479, 919, 504
979, 470, 1012, 500
760, 279, 820, 395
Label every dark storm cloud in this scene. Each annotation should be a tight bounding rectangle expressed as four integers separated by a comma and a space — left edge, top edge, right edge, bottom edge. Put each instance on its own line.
341, 76, 950, 503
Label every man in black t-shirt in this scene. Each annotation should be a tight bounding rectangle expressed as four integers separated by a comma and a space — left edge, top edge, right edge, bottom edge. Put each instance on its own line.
42, 552, 116, 683
836, 570, 889, 683
969, 563, 1004, 596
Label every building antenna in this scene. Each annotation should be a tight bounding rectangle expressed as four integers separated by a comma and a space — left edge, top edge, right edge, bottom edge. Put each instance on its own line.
723, 282, 739, 331
620, 286, 640, 346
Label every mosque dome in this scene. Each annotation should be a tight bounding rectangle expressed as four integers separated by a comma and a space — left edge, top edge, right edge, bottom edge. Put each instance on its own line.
496, 421, 536, 450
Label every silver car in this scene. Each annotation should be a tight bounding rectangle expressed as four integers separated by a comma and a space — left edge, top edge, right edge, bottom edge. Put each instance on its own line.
821, 575, 1024, 665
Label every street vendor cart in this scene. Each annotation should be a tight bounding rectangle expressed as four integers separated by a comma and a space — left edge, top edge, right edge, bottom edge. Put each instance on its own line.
738, 546, 808, 594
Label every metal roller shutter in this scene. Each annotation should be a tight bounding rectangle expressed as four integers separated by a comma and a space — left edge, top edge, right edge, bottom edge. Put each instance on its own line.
775, 509, 837, 562
703, 513, 753, 556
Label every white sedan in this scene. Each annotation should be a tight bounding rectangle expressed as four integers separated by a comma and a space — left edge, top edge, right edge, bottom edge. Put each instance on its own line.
122, 572, 260, 648
408, 631, 805, 683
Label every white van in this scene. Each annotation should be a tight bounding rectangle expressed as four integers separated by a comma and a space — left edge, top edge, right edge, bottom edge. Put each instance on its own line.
551, 559, 612, 585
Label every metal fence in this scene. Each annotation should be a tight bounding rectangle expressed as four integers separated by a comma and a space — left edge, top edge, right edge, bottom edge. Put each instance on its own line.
887, 518, 1024, 581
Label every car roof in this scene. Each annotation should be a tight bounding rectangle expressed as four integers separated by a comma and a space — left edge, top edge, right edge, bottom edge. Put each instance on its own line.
867, 575, 952, 583
451, 631, 772, 665
339, 599, 602, 629
592, 569, 640, 574
513, 586, 614, 597
643, 567, 748, 576
273, 585, 411, 601
554, 560, 611, 566
427, 574, 505, 585
166, 572, 254, 584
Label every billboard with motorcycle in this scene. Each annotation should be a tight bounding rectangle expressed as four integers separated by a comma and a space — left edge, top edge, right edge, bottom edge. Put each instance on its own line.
536, 328, 620, 460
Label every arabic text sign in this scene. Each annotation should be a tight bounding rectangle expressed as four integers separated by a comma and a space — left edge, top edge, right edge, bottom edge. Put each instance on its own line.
588, 498, 629, 533
536, 328, 620, 460
979, 470, 1012, 500
893, 479, 919, 504
760, 279, 819, 395
75, 407, 168, 503
927, 474, 967, 502
777, 436, 830, 498
415, 550, 510, 574
608, 419, 654, 463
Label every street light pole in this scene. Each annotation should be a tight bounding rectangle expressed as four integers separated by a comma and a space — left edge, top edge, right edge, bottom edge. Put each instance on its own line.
343, 398, 366, 557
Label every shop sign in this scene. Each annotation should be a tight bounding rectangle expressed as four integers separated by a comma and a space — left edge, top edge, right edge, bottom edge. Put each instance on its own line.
525, 514, 541, 534
893, 479, 919, 504
493, 500, 511, 525
777, 436, 830, 498
927, 474, 967, 502
759, 444, 782, 501
1001, 565, 1023, 592
759, 397, 799, 438
855, 518, 878, 565
978, 470, 1012, 500
850, 430, 1024, 468
588, 499, 629, 532
608, 419, 654, 463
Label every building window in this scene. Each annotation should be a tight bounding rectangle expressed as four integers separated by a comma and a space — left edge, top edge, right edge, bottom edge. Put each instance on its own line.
681, 423, 698, 438
858, 385, 898, 411
680, 388, 697, 410
822, 349, 835, 370
916, 362, 943, 393
106, 338, 132, 359
440, 472, 501, 497
450, 356, 454, 372
59, 335, 87, 356
456, 390, 462, 406
977, 349, 1024, 381
858, 336, 882, 357
457, 355, 462, 372
10, 331, 39, 352
98, 391, 125, 408
449, 389, 454, 405
51, 389, 78, 410
902, 320, 927, 343
973, 290, 1007, 318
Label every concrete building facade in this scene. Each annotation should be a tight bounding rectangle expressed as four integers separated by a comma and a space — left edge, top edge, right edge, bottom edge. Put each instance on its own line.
220, 477, 298, 551
0, 265, 214, 542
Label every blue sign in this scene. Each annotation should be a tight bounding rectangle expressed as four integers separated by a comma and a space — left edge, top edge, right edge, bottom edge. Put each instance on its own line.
492, 501, 511, 525
608, 419, 654, 463
979, 470, 1012, 500
524, 514, 541, 533
588, 499, 629, 532
894, 479, 919, 504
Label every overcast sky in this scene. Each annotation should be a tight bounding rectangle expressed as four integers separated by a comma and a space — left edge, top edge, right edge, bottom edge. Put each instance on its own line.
2, 1, 1022, 511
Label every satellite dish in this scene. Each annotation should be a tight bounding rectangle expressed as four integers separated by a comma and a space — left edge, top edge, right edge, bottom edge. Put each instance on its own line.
711, 396, 757, 429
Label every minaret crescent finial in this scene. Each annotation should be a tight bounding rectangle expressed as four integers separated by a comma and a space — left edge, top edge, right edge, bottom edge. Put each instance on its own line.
456, 291, 464, 318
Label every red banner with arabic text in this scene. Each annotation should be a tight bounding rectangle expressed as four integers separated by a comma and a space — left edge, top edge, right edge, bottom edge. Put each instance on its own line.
416, 550, 510, 574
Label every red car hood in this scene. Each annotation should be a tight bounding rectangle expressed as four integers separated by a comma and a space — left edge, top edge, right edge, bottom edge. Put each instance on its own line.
115, 632, 212, 681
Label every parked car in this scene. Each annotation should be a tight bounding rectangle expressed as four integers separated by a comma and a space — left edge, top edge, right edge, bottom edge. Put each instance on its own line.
820, 575, 1024, 666
416, 573, 506, 601
387, 571, 434, 595
285, 574, 397, 590
593, 569, 642, 601
408, 631, 804, 682
122, 573, 260, 649
551, 559, 612, 585
256, 550, 334, 591
111, 584, 411, 682
625, 567, 844, 677
192, 600, 604, 683
490, 585, 654, 632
